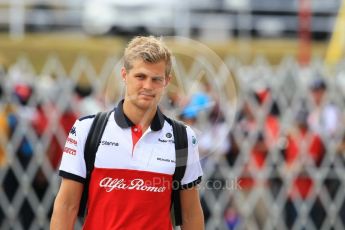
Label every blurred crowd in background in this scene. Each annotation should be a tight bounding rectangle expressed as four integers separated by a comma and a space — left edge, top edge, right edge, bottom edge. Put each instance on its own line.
0, 0, 345, 229
1, 55, 345, 229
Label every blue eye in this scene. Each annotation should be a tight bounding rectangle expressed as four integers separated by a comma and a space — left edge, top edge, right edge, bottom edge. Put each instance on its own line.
153, 77, 163, 82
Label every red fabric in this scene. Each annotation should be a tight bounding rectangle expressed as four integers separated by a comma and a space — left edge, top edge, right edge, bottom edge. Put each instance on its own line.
292, 177, 313, 199
131, 125, 143, 155
49, 111, 77, 169
285, 131, 324, 166
256, 89, 270, 104
239, 177, 255, 189
14, 84, 32, 101
84, 168, 173, 230
265, 115, 280, 147
239, 115, 279, 189
285, 130, 324, 199
239, 147, 267, 189
32, 107, 48, 136
251, 148, 267, 169
32, 107, 77, 169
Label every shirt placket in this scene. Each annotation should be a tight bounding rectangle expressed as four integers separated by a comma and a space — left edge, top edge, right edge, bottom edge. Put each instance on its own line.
131, 126, 152, 159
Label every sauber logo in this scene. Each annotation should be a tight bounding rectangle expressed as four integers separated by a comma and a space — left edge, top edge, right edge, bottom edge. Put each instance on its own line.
158, 138, 174, 144
99, 177, 166, 193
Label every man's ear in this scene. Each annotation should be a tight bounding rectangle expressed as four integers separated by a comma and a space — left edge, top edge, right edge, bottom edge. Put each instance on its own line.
121, 67, 127, 82
164, 75, 172, 87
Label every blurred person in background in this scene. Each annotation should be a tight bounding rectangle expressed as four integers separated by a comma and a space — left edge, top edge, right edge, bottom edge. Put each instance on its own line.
179, 109, 198, 127
230, 93, 281, 229
336, 133, 345, 223
235, 91, 280, 149
51, 36, 204, 230
9, 83, 35, 169
74, 84, 104, 116
31, 102, 77, 215
178, 83, 212, 126
0, 85, 9, 167
32, 77, 79, 170
224, 132, 240, 167
224, 201, 240, 230
163, 87, 189, 111
6, 83, 36, 227
197, 94, 229, 159
307, 78, 340, 139
336, 133, 345, 166
281, 108, 325, 228
238, 132, 269, 230
32, 102, 78, 170
323, 132, 345, 225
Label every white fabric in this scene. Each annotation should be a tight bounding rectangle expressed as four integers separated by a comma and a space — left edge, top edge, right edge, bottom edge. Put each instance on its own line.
59, 111, 203, 186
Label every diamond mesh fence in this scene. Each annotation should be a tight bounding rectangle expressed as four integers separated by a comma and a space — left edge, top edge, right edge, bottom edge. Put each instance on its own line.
0, 55, 345, 230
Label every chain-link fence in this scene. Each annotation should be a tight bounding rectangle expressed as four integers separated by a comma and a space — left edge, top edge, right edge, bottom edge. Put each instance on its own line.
0, 54, 345, 230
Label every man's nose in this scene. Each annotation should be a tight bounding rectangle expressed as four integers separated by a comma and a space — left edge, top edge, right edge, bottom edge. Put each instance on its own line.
142, 78, 154, 90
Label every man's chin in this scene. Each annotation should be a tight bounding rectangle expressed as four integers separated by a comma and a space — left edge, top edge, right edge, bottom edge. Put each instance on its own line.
135, 99, 157, 110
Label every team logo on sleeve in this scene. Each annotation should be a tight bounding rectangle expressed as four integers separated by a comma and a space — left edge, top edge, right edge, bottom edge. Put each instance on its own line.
70, 126, 76, 136
192, 136, 197, 145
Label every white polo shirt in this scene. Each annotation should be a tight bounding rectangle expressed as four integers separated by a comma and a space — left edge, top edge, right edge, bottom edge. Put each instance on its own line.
59, 100, 203, 230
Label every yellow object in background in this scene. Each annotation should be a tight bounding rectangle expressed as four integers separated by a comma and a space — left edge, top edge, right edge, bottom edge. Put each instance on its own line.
0, 112, 8, 167
325, 0, 345, 66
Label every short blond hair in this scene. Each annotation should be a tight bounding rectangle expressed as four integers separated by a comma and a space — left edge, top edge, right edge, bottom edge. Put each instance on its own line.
123, 36, 172, 77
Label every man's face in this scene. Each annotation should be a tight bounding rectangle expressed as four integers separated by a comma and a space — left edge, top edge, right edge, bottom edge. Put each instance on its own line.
121, 59, 171, 111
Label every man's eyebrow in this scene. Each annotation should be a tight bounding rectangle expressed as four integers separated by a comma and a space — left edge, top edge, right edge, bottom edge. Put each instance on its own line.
133, 71, 164, 79
134, 72, 147, 76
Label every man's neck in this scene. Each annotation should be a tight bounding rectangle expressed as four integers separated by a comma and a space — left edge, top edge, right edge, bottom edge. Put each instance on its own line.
123, 100, 157, 132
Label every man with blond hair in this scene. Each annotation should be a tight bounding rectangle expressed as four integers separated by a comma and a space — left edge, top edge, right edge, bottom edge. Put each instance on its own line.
50, 36, 204, 229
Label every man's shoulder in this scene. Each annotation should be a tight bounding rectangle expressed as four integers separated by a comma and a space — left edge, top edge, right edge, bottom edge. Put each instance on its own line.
72, 114, 97, 136
78, 114, 96, 122
185, 125, 198, 146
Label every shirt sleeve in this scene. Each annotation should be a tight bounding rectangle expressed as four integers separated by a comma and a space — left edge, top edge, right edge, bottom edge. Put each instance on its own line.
58, 118, 93, 183
180, 125, 203, 189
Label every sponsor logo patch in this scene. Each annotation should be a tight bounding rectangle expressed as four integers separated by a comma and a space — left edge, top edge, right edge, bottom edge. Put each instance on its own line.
66, 137, 77, 146
101, 140, 119, 147
158, 138, 174, 144
157, 157, 175, 163
63, 147, 76, 155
